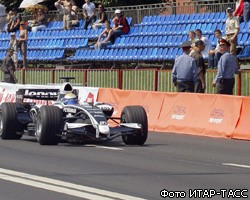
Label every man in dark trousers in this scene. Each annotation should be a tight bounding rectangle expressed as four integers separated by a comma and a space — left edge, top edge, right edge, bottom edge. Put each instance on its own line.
2, 48, 18, 84
212, 39, 239, 95
190, 40, 206, 93
172, 41, 198, 92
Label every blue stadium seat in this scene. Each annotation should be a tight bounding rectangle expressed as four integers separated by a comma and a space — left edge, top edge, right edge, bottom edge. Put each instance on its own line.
238, 46, 250, 58
219, 12, 226, 23
132, 48, 141, 61
159, 48, 168, 61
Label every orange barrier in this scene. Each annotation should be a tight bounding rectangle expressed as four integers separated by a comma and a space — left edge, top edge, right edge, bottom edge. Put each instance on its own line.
97, 88, 249, 140
233, 97, 250, 140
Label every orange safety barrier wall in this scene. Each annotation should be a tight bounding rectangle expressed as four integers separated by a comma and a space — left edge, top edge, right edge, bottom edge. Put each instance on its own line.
97, 88, 249, 141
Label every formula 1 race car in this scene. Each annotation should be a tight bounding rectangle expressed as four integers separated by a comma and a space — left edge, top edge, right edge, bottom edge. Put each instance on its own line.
0, 78, 148, 145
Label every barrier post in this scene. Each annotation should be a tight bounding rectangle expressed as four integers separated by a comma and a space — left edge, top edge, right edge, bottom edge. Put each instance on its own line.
51, 69, 55, 83
21, 68, 25, 84
118, 69, 123, 89
154, 69, 158, 91
84, 70, 87, 86
238, 72, 241, 96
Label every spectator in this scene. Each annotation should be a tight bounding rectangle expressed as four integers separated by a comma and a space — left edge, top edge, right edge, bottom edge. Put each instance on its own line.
1, 48, 18, 84
9, 32, 18, 69
6, 11, 13, 24
244, 0, 250, 22
225, 7, 240, 56
195, 29, 212, 66
82, 0, 96, 29
188, 30, 196, 45
6, 8, 22, 32
0, 3, 6, 32
234, 0, 244, 22
92, 4, 108, 30
208, 29, 223, 69
31, 9, 48, 32
55, 0, 74, 30
55, 0, 78, 28
190, 40, 206, 93
18, 21, 28, 68
212, 39, 239, 95
172, 41, 198, 93
94, 20, 115, 49
111, 9, 130, 37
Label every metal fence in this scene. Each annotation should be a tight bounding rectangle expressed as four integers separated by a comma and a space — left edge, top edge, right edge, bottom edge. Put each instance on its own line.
21, 2, 235, 25
1, 68, 248, 96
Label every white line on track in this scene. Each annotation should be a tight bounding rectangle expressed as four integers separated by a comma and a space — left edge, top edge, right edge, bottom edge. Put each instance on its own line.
222, 163, 250, 169
0, 168, 145, 200
85, 145, 124, 151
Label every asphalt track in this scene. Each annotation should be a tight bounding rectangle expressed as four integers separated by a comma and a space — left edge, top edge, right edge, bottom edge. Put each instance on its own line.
0, 132, 250, 200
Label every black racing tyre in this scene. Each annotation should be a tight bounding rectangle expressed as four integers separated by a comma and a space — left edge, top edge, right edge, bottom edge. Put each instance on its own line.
35, 106, 63, 145
0, 102, 22, 140
121, 106, 148, 145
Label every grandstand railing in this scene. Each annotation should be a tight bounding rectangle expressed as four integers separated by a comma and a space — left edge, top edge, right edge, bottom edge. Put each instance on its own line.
21, 2, 235, 25
2, 68, 249, 96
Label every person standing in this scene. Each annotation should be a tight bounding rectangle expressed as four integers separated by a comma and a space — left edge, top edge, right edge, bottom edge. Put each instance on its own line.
1, 49, 18, 84
172, 41, 198, 92
190, 40, 206, 93
212, 39, 240, 95
9, 32, 18, 69
244, 0, 250, 22
0, 3, 6, 32
82, 0, 96, 29
225, 7, 240, 56
19, 21, 28, 68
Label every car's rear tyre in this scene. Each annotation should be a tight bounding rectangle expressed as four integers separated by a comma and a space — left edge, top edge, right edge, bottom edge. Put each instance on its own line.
35, 106, 63, 145
121, 106, 148, 145
0, 102, 22, 140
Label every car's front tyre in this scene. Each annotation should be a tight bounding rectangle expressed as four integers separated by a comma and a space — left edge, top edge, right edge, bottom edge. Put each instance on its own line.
121, 106, 148, 145
35, 106, 63, 145
0, 103, 22, 140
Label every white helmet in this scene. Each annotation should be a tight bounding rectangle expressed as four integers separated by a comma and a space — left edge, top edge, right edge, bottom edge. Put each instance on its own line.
62, 93, 78, 105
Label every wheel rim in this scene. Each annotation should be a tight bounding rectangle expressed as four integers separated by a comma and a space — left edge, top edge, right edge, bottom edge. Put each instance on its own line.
0, 111, 3, 137
35, 115, 42, 139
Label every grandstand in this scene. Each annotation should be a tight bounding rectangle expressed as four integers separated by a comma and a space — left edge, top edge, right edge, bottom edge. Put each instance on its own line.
0, 1, 249, 69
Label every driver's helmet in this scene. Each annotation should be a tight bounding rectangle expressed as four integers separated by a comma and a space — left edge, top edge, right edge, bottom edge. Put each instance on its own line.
62, 93, 78, 105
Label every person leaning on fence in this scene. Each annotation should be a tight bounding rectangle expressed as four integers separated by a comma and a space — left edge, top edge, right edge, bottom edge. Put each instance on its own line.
1, 48, 18, 84
94, 20, 115, 49
172, 41, 198, 93
92, 4, 108, 30
212, 39, 240, 95
190, 40, 206, 93
9, 32, 18, 69
19, 21, 28, 68
82, 0, 96, 29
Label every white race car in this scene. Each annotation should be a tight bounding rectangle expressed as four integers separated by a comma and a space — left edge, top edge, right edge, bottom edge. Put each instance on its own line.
0, 78, 148, 145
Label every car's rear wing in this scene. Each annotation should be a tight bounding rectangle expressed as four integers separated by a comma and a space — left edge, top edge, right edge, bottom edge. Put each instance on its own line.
16, 89, 59, 103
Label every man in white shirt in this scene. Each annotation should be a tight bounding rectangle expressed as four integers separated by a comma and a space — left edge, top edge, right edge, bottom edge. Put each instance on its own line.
0, 3, 6, 32
82, 0, 96, 29
195, 29, 213, 68
225, 7, 240, 56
